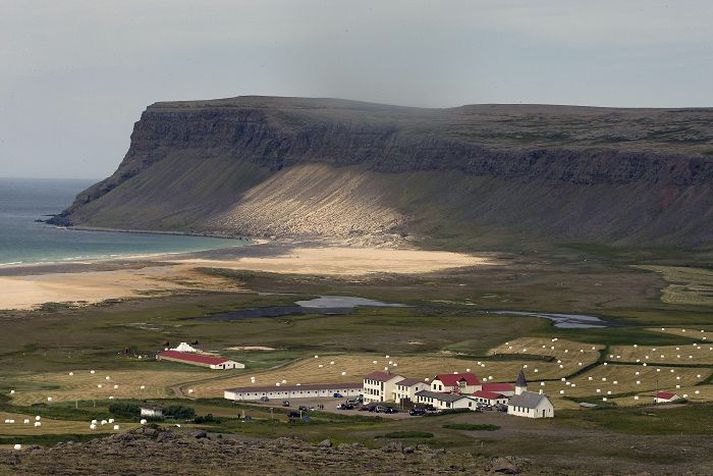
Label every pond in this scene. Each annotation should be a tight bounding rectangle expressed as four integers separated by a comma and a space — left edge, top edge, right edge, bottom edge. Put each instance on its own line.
193, 296, 407, 322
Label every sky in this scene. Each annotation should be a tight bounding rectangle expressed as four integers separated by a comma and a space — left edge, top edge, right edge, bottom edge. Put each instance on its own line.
2, 0, 713, 179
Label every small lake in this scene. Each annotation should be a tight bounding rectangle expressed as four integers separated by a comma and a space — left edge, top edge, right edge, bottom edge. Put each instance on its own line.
193, 296, 407, 322
487, 310, 610, 328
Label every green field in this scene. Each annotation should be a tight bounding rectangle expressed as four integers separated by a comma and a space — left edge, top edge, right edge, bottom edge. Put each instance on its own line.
2, 243, 713, 473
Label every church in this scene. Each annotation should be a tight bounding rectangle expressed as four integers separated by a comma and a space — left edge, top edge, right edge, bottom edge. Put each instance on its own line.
507, 370, 555, 418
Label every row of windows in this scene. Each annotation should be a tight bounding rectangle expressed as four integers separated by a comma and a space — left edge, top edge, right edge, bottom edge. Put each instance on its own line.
232, 389, 354, 397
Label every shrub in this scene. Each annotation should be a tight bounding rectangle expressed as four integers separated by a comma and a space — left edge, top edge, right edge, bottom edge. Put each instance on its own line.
443, 423, 500, 431
108, 402, 140, 418
194, 413, 222, 424
163, 405, 196, 419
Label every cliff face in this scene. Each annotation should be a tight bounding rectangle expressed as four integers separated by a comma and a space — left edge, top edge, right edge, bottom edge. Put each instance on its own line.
52, 96, 713, 248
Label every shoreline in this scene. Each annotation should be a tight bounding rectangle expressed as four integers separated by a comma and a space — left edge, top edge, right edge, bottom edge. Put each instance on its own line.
0, 241, 493, 311
0, 224, 265, 271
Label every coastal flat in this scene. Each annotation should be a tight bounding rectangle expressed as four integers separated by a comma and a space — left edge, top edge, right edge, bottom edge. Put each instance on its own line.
0, 244, 490, 310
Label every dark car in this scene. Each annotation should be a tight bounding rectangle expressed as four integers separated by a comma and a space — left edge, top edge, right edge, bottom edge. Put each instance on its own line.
282, 400, 290, 407
409, 408, 426, 416
333, 393, 343, 398
337, 403, 354, 410
298, 405, 309, 411
259, 396, 270, 402
384, 407, 399, 414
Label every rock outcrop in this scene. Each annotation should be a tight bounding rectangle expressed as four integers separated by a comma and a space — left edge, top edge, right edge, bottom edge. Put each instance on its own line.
50, 96, 713, 247
0, 428, 488, 475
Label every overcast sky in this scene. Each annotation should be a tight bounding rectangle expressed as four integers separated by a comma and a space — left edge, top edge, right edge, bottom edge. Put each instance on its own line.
2, 0, 713, 179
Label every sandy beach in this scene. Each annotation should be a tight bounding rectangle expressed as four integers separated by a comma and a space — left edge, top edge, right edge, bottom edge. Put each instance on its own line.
0, 242, 492, 311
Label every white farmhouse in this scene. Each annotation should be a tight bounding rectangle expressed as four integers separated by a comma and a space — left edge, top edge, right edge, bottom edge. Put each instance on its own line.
362, 371, 405, 403
506, 371, 554, 418
471, 390, 508, 406
394, 378, 429, 404
430, 373, 481, 394
415, 390, 478, 410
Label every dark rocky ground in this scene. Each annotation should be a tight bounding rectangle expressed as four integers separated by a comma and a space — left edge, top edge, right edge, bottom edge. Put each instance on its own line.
0, 427, 526, 475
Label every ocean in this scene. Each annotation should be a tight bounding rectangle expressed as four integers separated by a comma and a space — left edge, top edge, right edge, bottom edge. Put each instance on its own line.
0, 178, 247, 266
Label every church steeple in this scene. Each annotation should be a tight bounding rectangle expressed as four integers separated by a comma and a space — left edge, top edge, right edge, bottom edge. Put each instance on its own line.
515, 369, 527, 395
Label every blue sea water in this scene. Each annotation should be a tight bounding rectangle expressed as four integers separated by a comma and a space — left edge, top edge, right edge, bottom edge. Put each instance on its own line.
0, 178, 247, 266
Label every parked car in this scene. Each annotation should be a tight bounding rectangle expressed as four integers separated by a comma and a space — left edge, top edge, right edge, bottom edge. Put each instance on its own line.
383, 407, 399, 414
337, 403, 354, 410
282, 400, 290, 407
346, 397, 362, 406
259, 396, 270, 402
409, 408, 426, 416
298, 405, 309, 411
333, 393, 343, 398
288, 411, 301, 419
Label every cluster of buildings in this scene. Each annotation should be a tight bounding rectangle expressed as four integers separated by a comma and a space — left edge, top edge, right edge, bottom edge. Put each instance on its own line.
362, 370, 554, 418
224, 369, 555, 419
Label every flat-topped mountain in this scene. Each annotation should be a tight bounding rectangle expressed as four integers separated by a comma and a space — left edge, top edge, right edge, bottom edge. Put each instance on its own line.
50, 96, 713, 248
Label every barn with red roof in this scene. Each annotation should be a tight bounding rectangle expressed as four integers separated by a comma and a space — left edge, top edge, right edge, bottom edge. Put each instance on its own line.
157, 350, 244, 370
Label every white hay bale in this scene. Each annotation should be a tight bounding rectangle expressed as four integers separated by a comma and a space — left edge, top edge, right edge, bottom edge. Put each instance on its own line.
113, 424, 120, 430
13, 444, 21, 451
108, 418, 114, 424
35, 416, 41, 421
34, 422, 41, 427
140, 419, 147, 424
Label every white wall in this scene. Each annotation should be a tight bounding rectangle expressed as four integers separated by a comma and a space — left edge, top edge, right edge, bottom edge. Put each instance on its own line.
224, 386, 361, 401
507, 399, 554, 418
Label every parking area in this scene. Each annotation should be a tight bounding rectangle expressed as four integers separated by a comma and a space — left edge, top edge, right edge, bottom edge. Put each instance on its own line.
257, 397, 412, 419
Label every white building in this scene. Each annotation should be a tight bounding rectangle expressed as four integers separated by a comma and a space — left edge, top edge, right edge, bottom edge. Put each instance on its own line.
140, 407, 163, 418
157, 350, 244, 370
415, 390, 478, 410
362, 371, 404, 403
471, 390, 508, 406
224, 383, 362, 401
430, 373, 481, 394
171, 342, 200, 353
654, 391, 681, 404
507, 371, 554, 418
394, 378, 429, 404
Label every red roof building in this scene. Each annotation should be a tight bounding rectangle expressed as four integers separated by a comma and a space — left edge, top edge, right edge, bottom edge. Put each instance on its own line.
434, 373, 481, 387
157, 350, 244, 370
430, 372, 481, 393
472, 390, 505, 400
655, 391, 680, 402
363, 371, 403, 382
